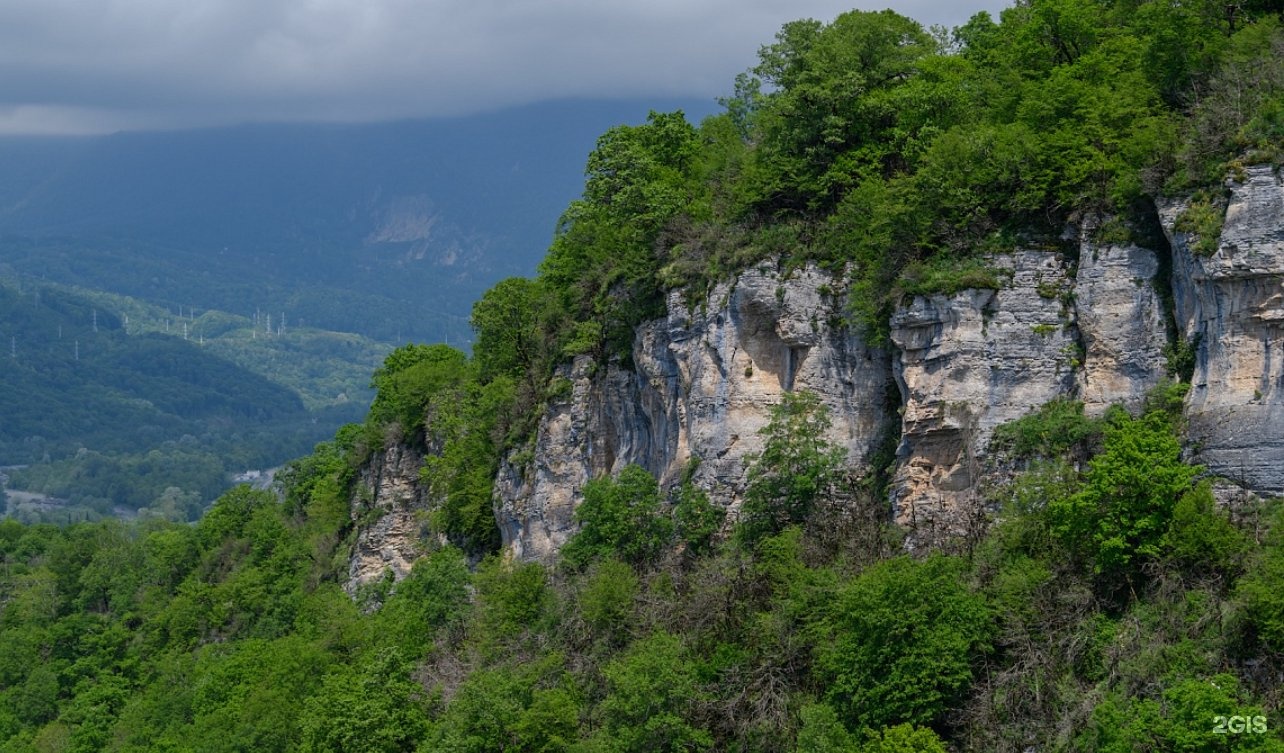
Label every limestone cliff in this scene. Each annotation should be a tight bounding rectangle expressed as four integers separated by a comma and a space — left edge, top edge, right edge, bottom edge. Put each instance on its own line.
1161, 164, 1284, 494
888, 250, 1084, 540
345, 164, 1283, 579
495, 263, 894, 562
345, 443, 434, 597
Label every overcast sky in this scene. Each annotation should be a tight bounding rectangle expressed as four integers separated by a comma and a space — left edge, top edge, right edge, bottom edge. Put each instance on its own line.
0, 0, 1011, 136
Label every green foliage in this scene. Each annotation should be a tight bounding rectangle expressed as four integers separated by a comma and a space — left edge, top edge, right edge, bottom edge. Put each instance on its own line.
1162, 482, 1249, 576
421, 376, 509, 554
859, 724, 948, 753
990, 398, 1101, 459
1175, 19, 1284, 187
1085, 674, 1283, 752
673, 479, 725, 557
589, 632, 712, 753
1236, 506, 1284, 653
739, 391, 845, 545
470, 278, 546, 383
474, 558, 554, 639
1174, 193, 1227, 256
425, 656, 577, 753
0, 390, 1281, 753
749, 10, 938, 211
540, 111, 703, 359
895, 255, 1010, 298
1165, 333, 1202, 381
562, 465, 673, 570
577, 558, 638, 635
817, 555, 994, 730
375, 547, 472, 655
796, 703, 857, 753
367, 343, 470, 435
1048, 404, 1201, 583
298, 648, 430, 753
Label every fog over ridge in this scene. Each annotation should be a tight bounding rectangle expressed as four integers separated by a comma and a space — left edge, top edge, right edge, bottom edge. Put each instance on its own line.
0, 0, 1010, 135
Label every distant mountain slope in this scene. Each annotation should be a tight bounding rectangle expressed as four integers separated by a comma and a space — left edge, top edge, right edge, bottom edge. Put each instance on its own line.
0, 276, 390, 519
0, 279, 307, 464
0, 98, 718, 343
57, 282, 390, 412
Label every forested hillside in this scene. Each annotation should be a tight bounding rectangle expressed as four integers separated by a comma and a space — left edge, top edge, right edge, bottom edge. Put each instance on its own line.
3, 1, 1284, 751
0, 278, 383, 523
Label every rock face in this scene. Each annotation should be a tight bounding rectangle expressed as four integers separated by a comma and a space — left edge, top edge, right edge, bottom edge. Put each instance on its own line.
1073, 226, 1170, 415
887, 232, 1173, 536
889, 251, 1082, 539
346, 443, 433, 597
348, 164, 1284, 571
1161, 164, 1284, 493
495, 263, 895, 562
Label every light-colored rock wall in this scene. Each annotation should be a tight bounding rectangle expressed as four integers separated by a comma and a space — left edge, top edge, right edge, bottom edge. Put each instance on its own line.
1161, 164, 1284, 492
346, 443, 432, 596
495, 262, 895, 562
889, 251, 1081, 540
350, 164, 1284, 571
1073, 225, 1169, 415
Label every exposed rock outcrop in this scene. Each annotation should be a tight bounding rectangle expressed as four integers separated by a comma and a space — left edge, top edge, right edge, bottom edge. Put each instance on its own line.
889, 251, 1081, 540
346, 443, 433, 597
1161, 164, 1284, 493
347, 165, 1284, 572
495, 263, 895, 562
1073, 226, 1169, 415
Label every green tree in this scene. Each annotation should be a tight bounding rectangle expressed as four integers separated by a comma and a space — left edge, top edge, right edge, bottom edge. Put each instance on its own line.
367, 343, 469, 433
562, 465, 673, 569
422, 376, 509, 554
1086, 674, 1283, 752
817, 555, 993, 730
859, 724, 948, 753
1048, 405, 1200, 585
426, 656, 577, 753
749, 10, 937, 210
577, 558, 638, 635
539, 111, 702, 357
298, 648, 430, 753
673, 479, 724, 557
796, 703, 857, 753
375, 547, 472, 655
1236, 505, 1284, 653
738, 391, 845, 545
470, 278, 546, 383
588, 632, 711, 753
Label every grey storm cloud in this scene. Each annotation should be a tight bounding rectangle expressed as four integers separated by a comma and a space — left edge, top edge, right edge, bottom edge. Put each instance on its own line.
0, 0, 1010, 134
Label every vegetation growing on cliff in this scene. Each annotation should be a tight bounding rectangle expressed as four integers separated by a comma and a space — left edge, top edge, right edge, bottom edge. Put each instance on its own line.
5, 1, 1284, 750
2, 382, 1283, 751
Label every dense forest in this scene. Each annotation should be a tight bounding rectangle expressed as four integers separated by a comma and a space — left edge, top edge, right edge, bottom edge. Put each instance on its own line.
3, 0, 1284, 750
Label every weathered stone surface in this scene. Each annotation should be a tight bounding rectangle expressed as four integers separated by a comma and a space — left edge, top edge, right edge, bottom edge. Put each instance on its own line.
493, 357, 655, 562
1161, 164, 1284, 493
496, 262, 895, 562
890, 251, 1080, 541
1074, 224, 1169, 415
346, 443, 431, 597
355, 165, 1284, 573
